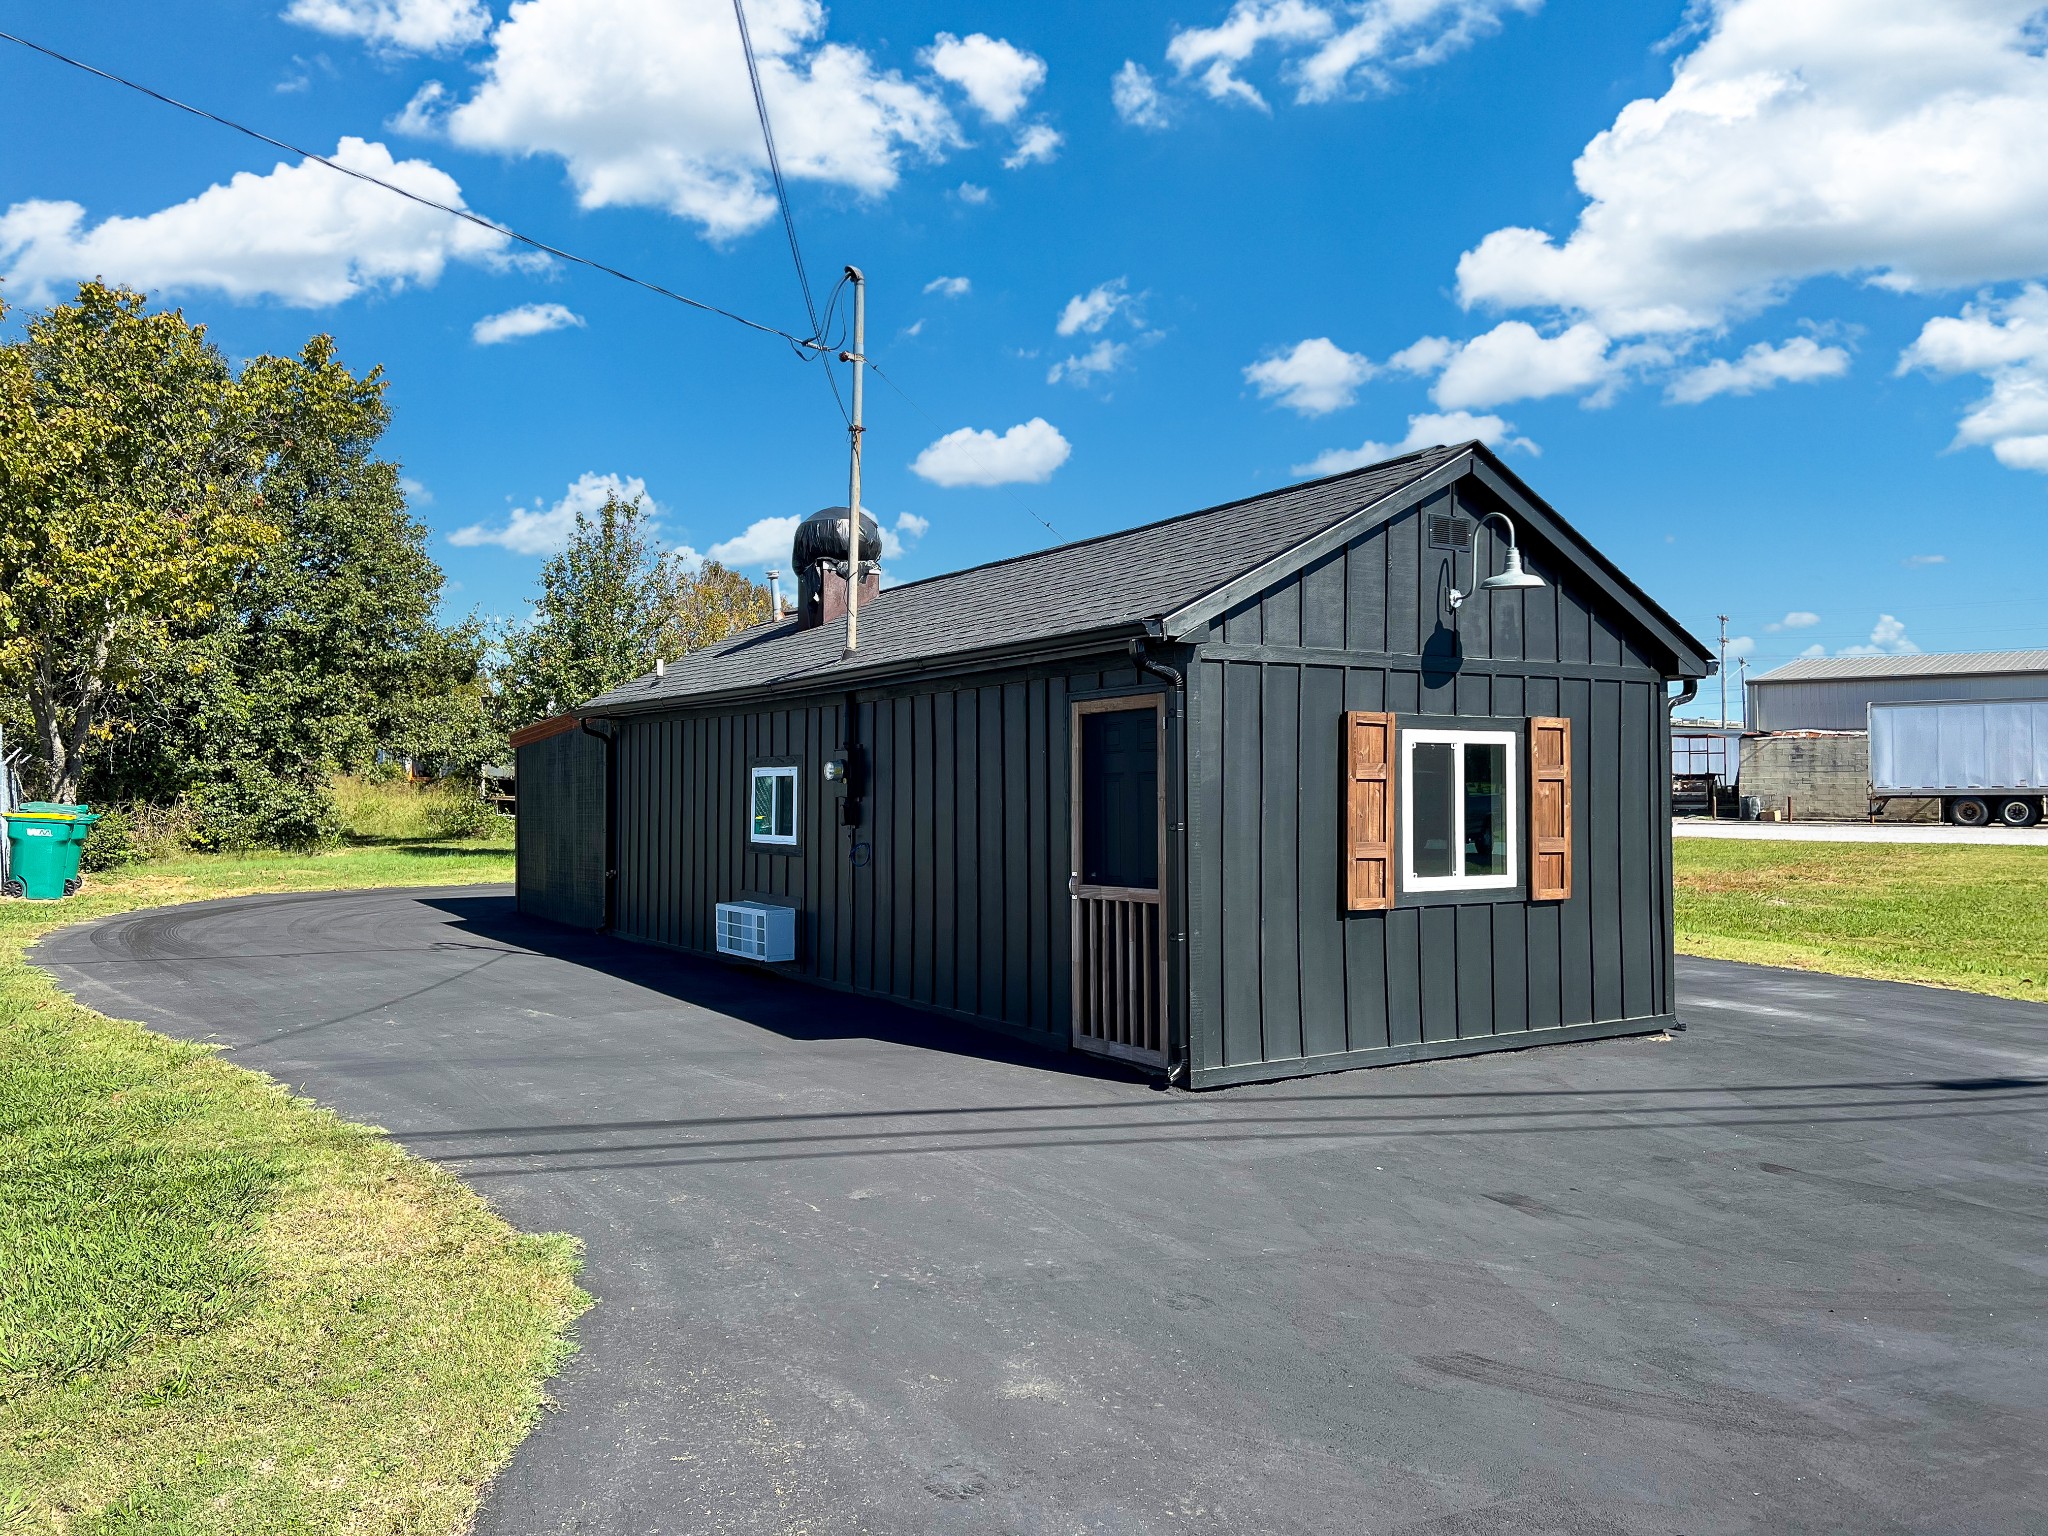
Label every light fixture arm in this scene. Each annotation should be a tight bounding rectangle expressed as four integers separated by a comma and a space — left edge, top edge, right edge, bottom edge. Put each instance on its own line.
1447, 510, 1521, 611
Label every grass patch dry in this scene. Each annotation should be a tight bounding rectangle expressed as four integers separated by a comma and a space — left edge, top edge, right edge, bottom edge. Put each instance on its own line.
1674, 838, 2048, 1002
0, 839, 590, 1533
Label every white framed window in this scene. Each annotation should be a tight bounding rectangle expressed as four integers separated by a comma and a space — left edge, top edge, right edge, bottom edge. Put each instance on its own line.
1401, 728, 1518, 892
750, 764, 798, 846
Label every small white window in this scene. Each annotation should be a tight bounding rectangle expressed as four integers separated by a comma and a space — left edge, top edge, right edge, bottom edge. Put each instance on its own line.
1401, 728, 1518, 892
750, 765, 798, 846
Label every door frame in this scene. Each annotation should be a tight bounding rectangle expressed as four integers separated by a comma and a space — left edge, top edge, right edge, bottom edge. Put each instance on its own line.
1069, 694, 1168, 1066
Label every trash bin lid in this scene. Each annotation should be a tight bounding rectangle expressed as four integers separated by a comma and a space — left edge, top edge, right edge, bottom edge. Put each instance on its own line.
7, 802, 95, 822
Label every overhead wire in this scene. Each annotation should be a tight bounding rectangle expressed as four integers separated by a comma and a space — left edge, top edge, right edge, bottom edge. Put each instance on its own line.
0, 27, 819, 354
3, 25, 1070, 545
729, 0, 816, 341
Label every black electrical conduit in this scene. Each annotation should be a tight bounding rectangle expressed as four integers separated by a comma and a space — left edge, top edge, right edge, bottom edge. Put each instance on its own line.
577, 716, 619, 933
1131, 638, 1190, 1087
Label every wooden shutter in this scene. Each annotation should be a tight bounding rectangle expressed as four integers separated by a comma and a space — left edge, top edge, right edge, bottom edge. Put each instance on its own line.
1529, 715, 1572, 902
1345, 712, 1396, 911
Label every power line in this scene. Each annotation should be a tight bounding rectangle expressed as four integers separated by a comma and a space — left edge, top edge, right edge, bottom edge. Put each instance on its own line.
0, 27, 819, 354
730, 0, 816, 340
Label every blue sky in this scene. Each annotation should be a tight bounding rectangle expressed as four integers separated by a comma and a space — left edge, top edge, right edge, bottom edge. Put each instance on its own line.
4, 0, 2047, 704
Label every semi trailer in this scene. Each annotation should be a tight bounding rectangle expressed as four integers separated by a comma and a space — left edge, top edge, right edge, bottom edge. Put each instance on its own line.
1868, 699, 2048, 826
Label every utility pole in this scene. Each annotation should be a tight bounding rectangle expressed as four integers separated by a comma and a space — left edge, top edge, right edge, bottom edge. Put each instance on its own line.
841, 265, 866, 656
1737, 655, 1749, 728
1717, 614, 1730, 727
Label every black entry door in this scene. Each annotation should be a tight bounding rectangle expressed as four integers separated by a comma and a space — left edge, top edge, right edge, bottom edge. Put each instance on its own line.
1070, 698, 1164, 1064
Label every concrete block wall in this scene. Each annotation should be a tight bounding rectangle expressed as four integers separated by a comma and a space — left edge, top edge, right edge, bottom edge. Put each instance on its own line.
1737, 733, 1939, 822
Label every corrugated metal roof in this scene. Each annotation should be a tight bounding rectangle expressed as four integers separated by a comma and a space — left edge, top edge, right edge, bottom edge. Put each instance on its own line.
1750, 650, 2048, 685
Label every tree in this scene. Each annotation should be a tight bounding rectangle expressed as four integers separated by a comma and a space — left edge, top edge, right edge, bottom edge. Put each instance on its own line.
493, 495, 777, 730
494, 491, 681, 729
662, 560, 774, 656
80, 328, 497, 809
0, 283, 275, 802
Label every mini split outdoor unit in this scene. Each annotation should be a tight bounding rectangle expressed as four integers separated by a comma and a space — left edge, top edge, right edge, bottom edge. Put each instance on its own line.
715, 900, 796, 963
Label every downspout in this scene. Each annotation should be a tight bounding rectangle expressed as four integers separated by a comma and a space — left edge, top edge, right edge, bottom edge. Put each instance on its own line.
578, 716, 618, 933
1663, 678, 1699, 1032
1132, 636, 1190, 1087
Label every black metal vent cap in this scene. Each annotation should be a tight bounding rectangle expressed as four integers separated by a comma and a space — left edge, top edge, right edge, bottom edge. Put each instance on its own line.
791, 506, 883, 569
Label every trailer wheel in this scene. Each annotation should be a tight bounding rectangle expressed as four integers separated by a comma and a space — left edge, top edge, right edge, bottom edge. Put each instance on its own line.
1996, 798, 2041, 829
1950, 796, 1992, 827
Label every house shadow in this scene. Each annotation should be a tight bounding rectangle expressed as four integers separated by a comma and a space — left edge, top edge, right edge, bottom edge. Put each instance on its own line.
416, 892, 1157, 1088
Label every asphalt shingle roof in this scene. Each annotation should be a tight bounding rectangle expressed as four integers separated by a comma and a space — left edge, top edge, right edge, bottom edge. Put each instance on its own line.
1750, 650, 2048, 685
583, 444, 1468, 714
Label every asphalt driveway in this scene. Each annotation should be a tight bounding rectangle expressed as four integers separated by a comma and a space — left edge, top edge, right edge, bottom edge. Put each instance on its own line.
33, 885, 2048, 1534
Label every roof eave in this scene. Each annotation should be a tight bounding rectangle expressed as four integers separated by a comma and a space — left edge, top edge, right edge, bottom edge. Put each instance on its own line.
576, 619, 1158, 718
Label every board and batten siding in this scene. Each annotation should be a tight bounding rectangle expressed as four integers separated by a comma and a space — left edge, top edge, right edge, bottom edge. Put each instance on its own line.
1182, 493, 1677, 1087
604, 654, 1174, 1048
514, 724, 607, 931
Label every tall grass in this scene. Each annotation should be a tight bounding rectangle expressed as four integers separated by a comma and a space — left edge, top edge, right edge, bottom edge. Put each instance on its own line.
330, 775, 510, 844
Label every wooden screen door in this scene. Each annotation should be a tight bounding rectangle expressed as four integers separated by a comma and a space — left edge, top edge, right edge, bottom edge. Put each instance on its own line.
1070, 696, 1167, 1066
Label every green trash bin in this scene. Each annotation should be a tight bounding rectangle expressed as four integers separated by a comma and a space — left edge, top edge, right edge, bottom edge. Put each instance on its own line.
3, 802, 100, 900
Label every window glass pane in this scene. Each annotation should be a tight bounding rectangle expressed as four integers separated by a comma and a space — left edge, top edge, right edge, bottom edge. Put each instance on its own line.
1410, 742, 1456, 878
752, 772, 776, 839
774, 774, 795, 838
1464, 742, 1507, 876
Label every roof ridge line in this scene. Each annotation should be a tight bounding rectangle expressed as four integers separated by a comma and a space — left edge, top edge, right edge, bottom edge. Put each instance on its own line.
875, 442, 1467, 600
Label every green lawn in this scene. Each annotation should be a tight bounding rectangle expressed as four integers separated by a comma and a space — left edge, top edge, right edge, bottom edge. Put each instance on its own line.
1675, 839, 2048, 1003
0, 832, 591, 1533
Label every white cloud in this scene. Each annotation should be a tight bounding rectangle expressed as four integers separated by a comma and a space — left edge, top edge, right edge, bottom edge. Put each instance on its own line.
705, 515, 802, 568
881, 510, 930, 560
922, 32, 1045, 123
1244, 336, 1373, 415
1294, 410, 1536, 477
1455, 1, 2048, 338
1799, 642, 1827, 658
449, 471, 653, 555
1904, 553, 1948, 566
911, 418, 1071, 487
1003, 123, 1064, 169
1387, 335, 1455, 374
924, 274, 970, 296
390, 79, 450, 134
0, 137, 510, 307
401, 476, 433, 504
443, 0, 958, 241
1727, 635, 1756, 660
472, 301, 586, 345
1666, 336, 1851, 404
283, 0, 489, 53
956, 182, 991, 205
1839, 613, 1919, 656
1900, 283, 2048, 472
1425, 320, 1613, 409
1163, 0, 1538, 110
1112, 61, 1170, 128
1056, 278, 1132, 336
1048, 339, 1129, 386
1765, 611, 1821, 631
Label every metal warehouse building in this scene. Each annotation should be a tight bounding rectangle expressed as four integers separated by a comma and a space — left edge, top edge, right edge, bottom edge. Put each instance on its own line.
1746, 651, 2048, 731
515, 442, 1712, 1088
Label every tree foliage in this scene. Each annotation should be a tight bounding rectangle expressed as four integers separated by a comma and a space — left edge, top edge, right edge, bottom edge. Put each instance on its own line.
1, 282, 494, 832
492, 491, 774, 731
0, 284, 275, 802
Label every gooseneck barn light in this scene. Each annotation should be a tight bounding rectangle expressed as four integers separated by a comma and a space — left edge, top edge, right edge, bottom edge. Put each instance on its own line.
1448, 511, 1546, 609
